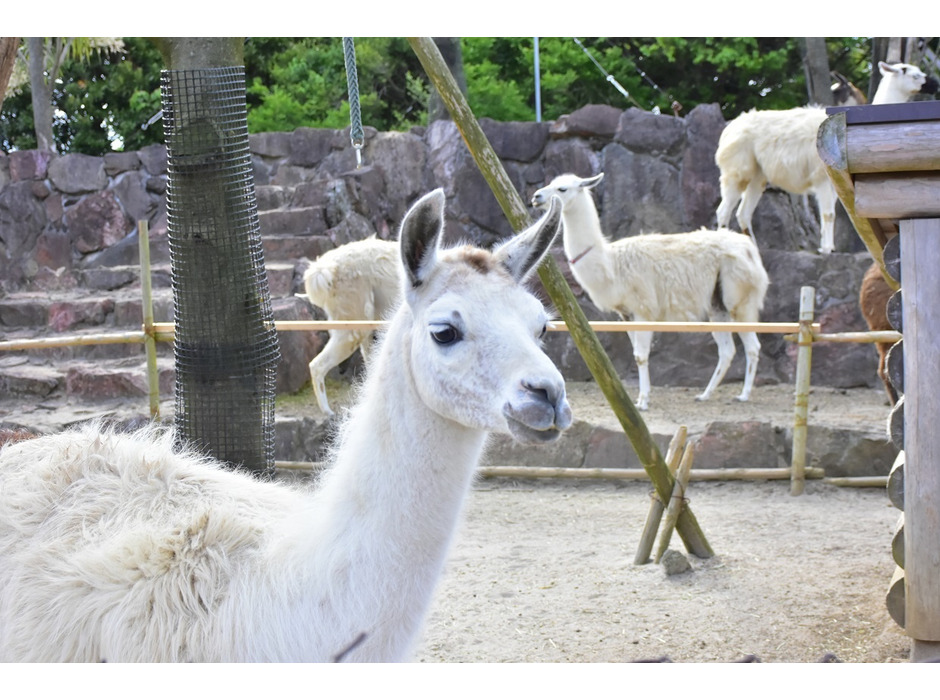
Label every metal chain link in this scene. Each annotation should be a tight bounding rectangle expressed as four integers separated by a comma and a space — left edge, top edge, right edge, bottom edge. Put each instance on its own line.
343, 37, 364, 168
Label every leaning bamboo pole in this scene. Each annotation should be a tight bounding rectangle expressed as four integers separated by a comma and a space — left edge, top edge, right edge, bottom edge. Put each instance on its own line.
653, 442, 695, 564
408, 36, 716, 559
634, 426, 687, 565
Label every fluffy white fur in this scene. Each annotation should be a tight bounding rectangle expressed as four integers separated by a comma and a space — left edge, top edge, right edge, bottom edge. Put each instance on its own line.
532, 172, 769, 412
0, 189, 572, 662
715, 62, 927, 255
302, 237, 400, 416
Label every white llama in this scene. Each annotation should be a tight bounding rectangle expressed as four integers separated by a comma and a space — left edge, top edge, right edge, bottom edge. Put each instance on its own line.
532, 172, 768, 412
302, 237, 400, 416
715, 61, 927, 254
0, 189, 572, 662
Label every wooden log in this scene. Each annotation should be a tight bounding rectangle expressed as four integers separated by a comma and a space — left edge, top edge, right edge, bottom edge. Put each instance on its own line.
653, 443, 695, 564
887, 450, 905, 510
900, 217, 940, 642
808, 330, 901, 344
886, 340, 904, 397
893, 513, 905, 568
855, 172, 940, 220
886, 565, 905, 629
844, 120, 940, 174
634, 427, 687, 566
886, 290, 903, 333
889, 396, 904, 450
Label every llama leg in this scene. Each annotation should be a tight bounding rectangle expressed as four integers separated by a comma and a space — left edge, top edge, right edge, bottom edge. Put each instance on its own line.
716, 177, 742, 230
630, 330, 654, 411
814, 185, 837, 254
735, 178, 766, 240
697, 331, 736, 401
308, 330, 365, 416
735, 331, 761, 402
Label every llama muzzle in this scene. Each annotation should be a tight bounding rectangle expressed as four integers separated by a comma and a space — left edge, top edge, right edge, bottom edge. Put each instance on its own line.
502, 380, 572, 444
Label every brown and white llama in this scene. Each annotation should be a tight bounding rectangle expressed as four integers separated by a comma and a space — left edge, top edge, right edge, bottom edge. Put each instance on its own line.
532, 172, 768, 412
0, 189, 572, 662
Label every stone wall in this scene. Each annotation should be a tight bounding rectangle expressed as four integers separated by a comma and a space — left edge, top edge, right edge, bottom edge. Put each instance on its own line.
0, 103, 879, 394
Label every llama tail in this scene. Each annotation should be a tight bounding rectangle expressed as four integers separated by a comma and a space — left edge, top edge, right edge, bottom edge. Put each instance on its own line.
303, 264, 336, 310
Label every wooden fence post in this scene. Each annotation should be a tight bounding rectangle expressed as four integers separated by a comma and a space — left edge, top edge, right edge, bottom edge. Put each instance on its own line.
138, 220, 160, 418
790, 286, 815, 496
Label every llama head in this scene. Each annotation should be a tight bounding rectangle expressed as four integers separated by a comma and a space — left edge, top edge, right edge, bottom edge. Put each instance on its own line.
397, 188, 572, 444
531, 172, 605, 211
830, 71, 866, 106
878, 61, 927, 95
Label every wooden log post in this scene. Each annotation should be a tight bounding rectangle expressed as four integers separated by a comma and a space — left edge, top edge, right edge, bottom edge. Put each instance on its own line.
407, 36, 714, 559
899, 217, 940, 661
790, 286, 815, 496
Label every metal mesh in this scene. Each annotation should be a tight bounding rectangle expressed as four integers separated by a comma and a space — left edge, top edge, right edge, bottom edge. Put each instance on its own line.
161, 66, 280, 478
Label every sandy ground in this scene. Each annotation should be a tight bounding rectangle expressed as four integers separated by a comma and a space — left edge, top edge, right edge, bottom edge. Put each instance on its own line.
1, 379, 909, 663
410, 381, 908, 664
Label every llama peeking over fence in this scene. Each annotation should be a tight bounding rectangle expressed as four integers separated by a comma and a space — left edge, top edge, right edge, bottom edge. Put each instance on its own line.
532, 172, 769, 412
0, 189, 572, 662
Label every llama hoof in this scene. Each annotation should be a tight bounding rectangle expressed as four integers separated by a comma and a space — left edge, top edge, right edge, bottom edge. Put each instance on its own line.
735, 394, 750, 403
694, 392, 710, 402
818, 247, 834, 255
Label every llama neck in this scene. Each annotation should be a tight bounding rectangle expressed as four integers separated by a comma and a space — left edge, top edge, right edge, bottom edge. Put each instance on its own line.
288, 309, 486, 659
561, 194, 609, 264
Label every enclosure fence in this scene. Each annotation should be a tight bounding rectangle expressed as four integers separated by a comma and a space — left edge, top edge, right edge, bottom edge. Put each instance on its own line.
0, 223, 898, 492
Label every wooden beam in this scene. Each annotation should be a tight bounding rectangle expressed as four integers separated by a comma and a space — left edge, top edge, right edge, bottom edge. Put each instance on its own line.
900, 217, 940, 644
855, 172, 940, 219
845, 121, 940, 174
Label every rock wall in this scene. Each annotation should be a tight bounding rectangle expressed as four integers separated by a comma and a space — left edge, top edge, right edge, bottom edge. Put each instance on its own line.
0, 103, 879, 395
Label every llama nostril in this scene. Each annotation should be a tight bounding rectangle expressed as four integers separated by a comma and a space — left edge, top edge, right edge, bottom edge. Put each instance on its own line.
522, 381, 550, 403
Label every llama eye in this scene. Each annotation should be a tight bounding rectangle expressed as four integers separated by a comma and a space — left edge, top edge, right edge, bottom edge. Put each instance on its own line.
430, 324, 462, 346
539, 323, 548, 339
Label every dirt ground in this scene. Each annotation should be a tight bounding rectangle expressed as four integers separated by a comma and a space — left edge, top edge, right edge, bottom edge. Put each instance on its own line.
410, 381, 908, 664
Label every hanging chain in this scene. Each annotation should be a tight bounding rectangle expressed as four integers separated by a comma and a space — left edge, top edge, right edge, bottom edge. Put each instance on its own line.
343, 37, 364, 168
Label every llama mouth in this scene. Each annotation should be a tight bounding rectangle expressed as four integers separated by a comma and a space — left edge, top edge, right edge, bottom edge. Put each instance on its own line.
504, 415, 564, 444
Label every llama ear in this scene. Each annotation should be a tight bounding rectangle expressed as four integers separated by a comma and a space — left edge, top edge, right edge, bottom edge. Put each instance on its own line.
493, 195, 562, 283
879, 61, 896, 75
400, 188, 445, 289
581, 173, 604, 189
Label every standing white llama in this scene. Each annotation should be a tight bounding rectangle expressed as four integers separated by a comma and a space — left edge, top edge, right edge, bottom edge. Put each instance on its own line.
532, 172, 768, 411
715, 61, 929, 254
302, 236, 400, 416
0, 189, 572, 662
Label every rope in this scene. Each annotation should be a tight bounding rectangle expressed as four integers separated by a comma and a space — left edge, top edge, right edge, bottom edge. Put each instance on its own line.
343, 37, 364, 168
572, 38, 682, 116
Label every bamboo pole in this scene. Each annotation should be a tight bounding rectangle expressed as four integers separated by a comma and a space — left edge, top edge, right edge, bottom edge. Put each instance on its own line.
653, 443, 695, 564
158, 319, 818, 337
138, 220, 160, 419
635, 427, 686, 565
274, 459, 825, 481
791, 286, 815, 496
409, 36, 715, 558
0, 330, 147, 351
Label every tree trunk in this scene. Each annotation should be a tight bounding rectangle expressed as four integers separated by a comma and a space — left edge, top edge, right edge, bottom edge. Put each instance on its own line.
427, 37, 467, 123
27, 37, 55, 152
802, 37, 833, 106
157, 37, 280, 477
0, 37, 19, 111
